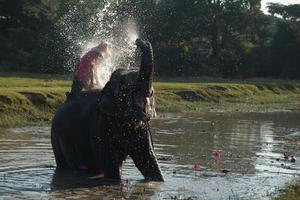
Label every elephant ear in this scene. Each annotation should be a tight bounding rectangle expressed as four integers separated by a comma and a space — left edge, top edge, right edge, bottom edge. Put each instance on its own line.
98, 68, 138, 117
99, 68, 156, 124
98, 81, 118, 116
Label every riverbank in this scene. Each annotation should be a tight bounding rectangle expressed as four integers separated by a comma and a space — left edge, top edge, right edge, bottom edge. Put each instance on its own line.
1, 72, 300, 128
273, 182, 300, 200
0, 73, 69, 128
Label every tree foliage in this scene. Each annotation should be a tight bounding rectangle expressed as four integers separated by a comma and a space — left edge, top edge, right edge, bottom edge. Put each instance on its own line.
0, 0, 59, 72
266, 3, 300, 78
0, 0, 299, 78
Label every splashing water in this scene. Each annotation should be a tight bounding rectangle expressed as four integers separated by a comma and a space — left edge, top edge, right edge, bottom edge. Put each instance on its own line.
126, 21, 139, 44
60, 1, 140, 88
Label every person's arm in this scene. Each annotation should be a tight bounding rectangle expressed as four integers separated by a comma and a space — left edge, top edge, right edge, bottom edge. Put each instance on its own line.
86, 51, 98, 86
90, 63, 97, 86
94, 67, 100, 86
91, 55, 103, 86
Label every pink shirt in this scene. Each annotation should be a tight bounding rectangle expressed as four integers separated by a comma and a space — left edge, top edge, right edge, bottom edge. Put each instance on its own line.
75, 47, 100, 82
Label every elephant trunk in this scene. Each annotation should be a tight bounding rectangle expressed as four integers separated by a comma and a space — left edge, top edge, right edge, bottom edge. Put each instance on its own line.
129, 126, 164, 181
135, 39, 154, 97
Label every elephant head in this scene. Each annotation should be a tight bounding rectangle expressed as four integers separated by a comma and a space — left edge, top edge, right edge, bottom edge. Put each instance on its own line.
99, 39, 156, 126
95, 39, 163, 181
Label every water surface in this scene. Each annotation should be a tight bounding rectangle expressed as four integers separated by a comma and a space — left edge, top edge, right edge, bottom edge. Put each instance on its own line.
1, 112, 300, 199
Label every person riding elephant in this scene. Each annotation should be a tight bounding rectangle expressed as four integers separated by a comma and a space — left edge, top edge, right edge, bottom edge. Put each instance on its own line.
51, 39, 164, 181
68, 42, 110, 100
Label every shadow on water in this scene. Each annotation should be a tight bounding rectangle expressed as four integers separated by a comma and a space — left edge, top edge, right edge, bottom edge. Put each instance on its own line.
50, 168, 160, 199
0, 164, 159, 199
51, 169, 110, 191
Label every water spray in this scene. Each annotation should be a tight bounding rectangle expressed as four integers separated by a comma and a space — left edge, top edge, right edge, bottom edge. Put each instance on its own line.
59, 1, 140, 88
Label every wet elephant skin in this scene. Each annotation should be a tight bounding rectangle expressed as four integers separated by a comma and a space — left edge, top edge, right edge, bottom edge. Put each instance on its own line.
51, 40, 164, 181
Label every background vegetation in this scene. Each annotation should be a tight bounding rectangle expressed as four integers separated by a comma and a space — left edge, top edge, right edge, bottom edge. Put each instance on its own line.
0, 0, 299, 78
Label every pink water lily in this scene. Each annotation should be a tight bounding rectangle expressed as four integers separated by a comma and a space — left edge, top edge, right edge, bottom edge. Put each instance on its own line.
212, 149, 221, 159
284, 152, 290, 161
79, 165, 88, 171
119, 183, 125, 191
291, 138, 299, 144
193, 163, 201, 170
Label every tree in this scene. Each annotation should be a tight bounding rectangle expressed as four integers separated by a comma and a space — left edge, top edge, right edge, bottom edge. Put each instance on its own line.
151, 0, 268, 77
0, 0, 298, 79
0, 0, 59, 72
266, 3, 300, 78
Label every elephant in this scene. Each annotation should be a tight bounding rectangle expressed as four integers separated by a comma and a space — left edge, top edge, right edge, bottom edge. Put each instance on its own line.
51, 39, 164, 181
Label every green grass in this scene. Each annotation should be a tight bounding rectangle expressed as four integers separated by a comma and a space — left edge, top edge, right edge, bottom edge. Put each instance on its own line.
1, 72, 300, 128
273, 182, 300, 200
0, 72, 70, 128
154, 82, 300, 112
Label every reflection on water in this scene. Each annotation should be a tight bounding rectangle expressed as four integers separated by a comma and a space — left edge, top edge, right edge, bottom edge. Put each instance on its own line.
0, 112, 300, 199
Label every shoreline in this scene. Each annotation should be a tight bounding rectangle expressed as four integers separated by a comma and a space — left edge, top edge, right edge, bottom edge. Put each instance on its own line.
1, 73, 300, 128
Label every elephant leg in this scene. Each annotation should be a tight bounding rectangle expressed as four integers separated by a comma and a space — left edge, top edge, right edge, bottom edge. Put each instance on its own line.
103, 149, 122, 180
54, 130, 83, 170
101, 116, 126, 180
58, 139, 78, 169
51, 133, 68, 168
129, 127, 164, 181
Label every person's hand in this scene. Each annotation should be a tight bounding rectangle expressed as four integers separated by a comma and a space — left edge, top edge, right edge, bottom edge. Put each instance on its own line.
99, 42, 108, 52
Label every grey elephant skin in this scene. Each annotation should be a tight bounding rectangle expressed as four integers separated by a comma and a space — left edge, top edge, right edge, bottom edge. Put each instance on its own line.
51, 40, 164, 181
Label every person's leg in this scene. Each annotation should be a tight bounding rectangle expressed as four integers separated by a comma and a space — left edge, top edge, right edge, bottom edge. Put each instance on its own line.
67, 77, 83, 100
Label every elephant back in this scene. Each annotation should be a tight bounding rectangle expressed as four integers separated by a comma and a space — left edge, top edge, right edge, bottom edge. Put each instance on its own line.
73, 89, 102, 101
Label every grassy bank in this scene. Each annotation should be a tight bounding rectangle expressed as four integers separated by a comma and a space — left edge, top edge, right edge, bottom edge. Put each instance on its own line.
0, 72, 70, 128
1, 72, 300, 128
155, 81, 300, 112
273, 182, 300, 200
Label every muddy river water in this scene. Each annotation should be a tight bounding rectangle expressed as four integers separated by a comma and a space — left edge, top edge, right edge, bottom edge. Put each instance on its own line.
1, 112, 300, 199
